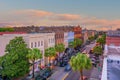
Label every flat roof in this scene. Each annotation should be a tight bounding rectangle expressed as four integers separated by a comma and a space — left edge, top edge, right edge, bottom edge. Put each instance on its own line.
101, 45, 120, 80
107, 46, 120, 56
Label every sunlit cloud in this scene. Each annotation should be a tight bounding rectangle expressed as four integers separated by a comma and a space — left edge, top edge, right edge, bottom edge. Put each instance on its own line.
0, 9, 120, 30
14, 9, 53, 17
52, 14, 80, 21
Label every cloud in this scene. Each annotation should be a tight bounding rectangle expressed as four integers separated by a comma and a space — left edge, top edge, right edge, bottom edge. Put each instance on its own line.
14, 9, 53, 17
52, 14, 80, 21
0, 9, 120, 30
0, 22, 14, 27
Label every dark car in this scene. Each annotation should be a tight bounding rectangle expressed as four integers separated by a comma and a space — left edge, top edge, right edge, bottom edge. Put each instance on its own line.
35, 75, 46, 80
59, 61, 68, 67
40, 68, 52, 78
0, 75, 2, 80
64, 64, 71, 72
43, 69, 52, 78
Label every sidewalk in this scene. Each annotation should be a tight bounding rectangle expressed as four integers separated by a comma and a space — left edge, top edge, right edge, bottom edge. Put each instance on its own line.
89, 56, 103, 80
89, 67, 101, 80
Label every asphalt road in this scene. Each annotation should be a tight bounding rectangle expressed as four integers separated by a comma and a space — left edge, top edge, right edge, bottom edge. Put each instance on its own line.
48, 67, 70, 80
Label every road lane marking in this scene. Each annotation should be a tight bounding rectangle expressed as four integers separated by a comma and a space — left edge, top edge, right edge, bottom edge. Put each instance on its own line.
62, 72, 69, 80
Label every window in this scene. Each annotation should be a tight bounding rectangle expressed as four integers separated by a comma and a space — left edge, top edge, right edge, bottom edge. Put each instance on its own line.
49, 39, 51, 43
51, 38, 52, 43
41, 50, 43, 54
35, 42, 37, 47
41, 41, 43, 46
31, 42, 33, 48
38, 41, 40, 47
53, 38, 55, 43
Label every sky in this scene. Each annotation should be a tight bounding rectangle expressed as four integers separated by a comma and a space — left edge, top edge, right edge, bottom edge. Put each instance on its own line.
0, 0, 120, 30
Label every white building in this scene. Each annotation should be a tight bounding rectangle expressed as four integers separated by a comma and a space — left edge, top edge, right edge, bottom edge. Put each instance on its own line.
0, 33, 27, 56
64, 32, 68, 48
101, 45, 120, 80
0, 32, 55, 66
44, 33, 55, 49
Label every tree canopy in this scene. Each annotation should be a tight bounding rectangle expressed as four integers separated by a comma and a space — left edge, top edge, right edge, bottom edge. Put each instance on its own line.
74, 38, 83, 47
97, 37, 105, 45
55, 43, 65, 53
0, 28, 14, 32
93, 46, 103, 56
27, 48, 42, 78
70, 53, 92, 80
69, 38, 83, 48
88, 36, 95, 42
45, 47, 56, 58
0, 37, 29, 79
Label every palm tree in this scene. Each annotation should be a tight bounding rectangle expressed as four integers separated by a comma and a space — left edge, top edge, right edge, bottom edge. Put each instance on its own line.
97, 37, 105, 49
69, 41, 75, 48
55, 43, 65, 57
69, 38, 83, 49
45, 47, 56, 66
70, 53, 92, 80
93, 46, 102, 57
88, 36, 95, 42
74, 38, 83, 48
27, 48, 42, 78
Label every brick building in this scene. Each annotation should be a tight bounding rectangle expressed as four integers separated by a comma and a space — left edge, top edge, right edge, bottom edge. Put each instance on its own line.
55, 31, 64, 45
106, 30, 120, 46
73, 25, 82, 39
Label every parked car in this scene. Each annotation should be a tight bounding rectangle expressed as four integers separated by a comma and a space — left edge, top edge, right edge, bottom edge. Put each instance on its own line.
40, 68, 52, 78
59, 61, 68, 67
35, 75, 46, 80
64, 64, 71, 72
0, 75, 2, 80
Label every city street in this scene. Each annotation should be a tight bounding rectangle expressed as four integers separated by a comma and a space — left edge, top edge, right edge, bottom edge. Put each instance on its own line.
49, 41, 99, 80
48, 67, 70, 80
65, 43, 101, 80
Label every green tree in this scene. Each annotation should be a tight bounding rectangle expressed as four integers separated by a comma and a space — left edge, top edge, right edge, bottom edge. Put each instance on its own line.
69, 41, 74, 48
0, 28, 14, 32
88, 36, 94, 42
55, 43, 65, 57
0, 37, 29, 79
74, 38, 83, 48
27, 48, 42, 78
69, 38, 83, 49
97, 37, 105, 49
70, 53, 92, 80
94, 34, 98, 39
45, 47, 56, 66
93, 46, 102, 56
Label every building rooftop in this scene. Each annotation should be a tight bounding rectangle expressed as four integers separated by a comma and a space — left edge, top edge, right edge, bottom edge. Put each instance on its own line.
0, 32, 26, 35
107, 30, 120, 37
101, 45, 120, 80
108, 46, 120, 56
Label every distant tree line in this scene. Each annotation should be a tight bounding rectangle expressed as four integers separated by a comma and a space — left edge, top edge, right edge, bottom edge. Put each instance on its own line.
0, 28, 14, 32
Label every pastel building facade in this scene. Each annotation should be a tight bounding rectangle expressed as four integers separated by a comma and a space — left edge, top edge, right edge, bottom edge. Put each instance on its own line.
0, 32, 56, 66
64, 32, 68, 48
55, 31, 64, 45
73, 25, 82, 39
82, 30, 89, 43
68, 31, 74, 43
0, 33, 27, 56
44, 33, 55, 49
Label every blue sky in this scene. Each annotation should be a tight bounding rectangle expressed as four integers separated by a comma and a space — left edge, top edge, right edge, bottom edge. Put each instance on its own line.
0, 0, 120, 30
